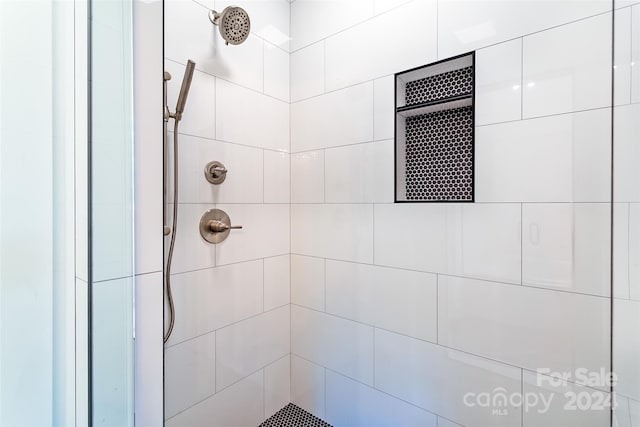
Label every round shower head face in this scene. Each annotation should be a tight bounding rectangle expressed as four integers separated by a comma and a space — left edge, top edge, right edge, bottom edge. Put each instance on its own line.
209, 6, 251, 45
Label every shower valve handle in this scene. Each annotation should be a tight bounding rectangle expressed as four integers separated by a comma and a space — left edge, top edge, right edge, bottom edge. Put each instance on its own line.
207, 219, 243, 233
204, 161, 228, 185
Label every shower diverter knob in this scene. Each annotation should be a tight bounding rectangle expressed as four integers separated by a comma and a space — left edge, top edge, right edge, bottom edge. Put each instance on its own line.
199, 208, 242, 243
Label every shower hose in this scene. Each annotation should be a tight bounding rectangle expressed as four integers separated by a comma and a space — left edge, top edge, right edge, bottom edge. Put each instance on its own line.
164, 121, 179, 343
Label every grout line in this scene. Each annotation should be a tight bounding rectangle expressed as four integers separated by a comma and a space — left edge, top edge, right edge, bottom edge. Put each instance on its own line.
169, 253, 289, 278
287, 253, 612, 299
165, 304, 290, 349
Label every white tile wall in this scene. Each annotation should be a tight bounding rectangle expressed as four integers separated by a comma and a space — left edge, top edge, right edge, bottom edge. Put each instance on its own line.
325, 140, 394, 203
264, 356, 291, 419
216, 78, 289, 152
614, 298, 640, 401
165, 260, 263, 345
291, 42, 324, 102
375, 329, 522, 427
291, 255, 325, 311
476, 108, 611, 202
291, 151, 325, 203
522, 370, 611, 427
215, 203, 290, 265
522, 203, 611, 297
291, 355, 326, 419
168, 203, 217, 274
325, 260, 437, 342
216, 305, 290, 391
264, 149, 291, 203
615, 7, 632, 106
437, 0, 611, 58
374, 203, 521, 284
475, 39, 522, 125
614, 104, 640, 203
373, 76, 394, 141
438, 276, 610, 378
632, 5, 640, 103
291, 204, 374, 263
614, 203, 631, 299
325, 370, 438, 427
165, 370, 264, 427
324, 0, 438, 91
264, 42, 290, 101
629, 204, 640, 301
522, 13, 612, 118
264, 255, 290, 311
291, 305, 374, 385
164, 333, 216, 419
291, 82, 374, 152
290, 0, 374, 51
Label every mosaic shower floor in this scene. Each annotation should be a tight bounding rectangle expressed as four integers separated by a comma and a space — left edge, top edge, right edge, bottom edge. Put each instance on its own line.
259, 403, 333, 427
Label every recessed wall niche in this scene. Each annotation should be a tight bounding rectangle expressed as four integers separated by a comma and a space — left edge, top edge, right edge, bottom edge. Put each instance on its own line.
395, 52, 475, 202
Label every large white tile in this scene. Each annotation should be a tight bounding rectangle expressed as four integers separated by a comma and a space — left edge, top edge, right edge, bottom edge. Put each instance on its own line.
373, 0, 412, 15
264, 42, 290, 102
522, 203, 611, 297
375, 329, 522, 427
615, 7, 632, 106
438, 276, 611, 379
614, 395, 632, 427
291, 255, 325, 311
374, 203, 521, 284
166, 134, 264, 204
164, 333, 215, 419
438, 0, 611, 58
167, 203, 216, 274
614, 203, 631, 299
614, 104, 640, 203
215, 0, 290, 51
291, 355, 326, 419
632, 5, 640, 103
291, 82, 374, 152
629, 204, 640, 300
523, 370, 611, 427
291, 305, 374, 385
264, 255, 290, 311
291, 150, 324, 203
166, 260, 263, 345
325, 370, 437, 427
523, 13, 612, 118
324, 0, 437, 91
165, 60, 215, 139
614, 298, 640, 401
216, 78, 289, 151
373, 75, 394, 140
264, 356, 291, 419
291, 204, 374, 263
165, 370, 263, 427
215, 203, 289, 265
165, 0, 264, 91
476, 108, 611, 202
475, 39, 522, 125
264, 150, 290, 203
291, 42, 324, 102
216, 305, 290, 391
290, 0, 374, 51
325, 260, 437, 342
437, 418, 462, 427
325, 140, 394, 203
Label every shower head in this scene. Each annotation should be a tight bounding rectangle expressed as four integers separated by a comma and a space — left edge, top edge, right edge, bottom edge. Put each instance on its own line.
208, 6, 251, 45
175, 60, 195, 121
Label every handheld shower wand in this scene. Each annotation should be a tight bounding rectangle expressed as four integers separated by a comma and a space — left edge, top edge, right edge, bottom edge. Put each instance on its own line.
164, 59, 196, 343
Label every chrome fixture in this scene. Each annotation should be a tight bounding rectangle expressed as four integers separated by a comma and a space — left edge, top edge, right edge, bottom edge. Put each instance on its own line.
204, 161, 228, 185
163, 59, 196, 344
199, 209, 243, 244
208, 6, 251, 45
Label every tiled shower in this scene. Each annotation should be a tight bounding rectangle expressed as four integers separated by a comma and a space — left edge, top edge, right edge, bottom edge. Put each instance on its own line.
157, 0, 639, 426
